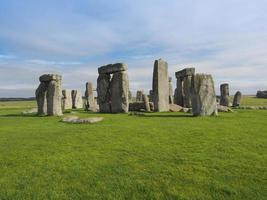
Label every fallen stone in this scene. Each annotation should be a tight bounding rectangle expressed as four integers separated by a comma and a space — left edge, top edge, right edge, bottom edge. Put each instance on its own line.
62, 116, 103, 124
169, 104, 183, 112
217, 105, 234, 112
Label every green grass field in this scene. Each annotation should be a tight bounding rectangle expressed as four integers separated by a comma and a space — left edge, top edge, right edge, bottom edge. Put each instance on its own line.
0, 97, 266, 200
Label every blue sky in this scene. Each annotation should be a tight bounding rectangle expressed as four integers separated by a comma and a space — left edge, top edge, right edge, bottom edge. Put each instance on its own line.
0, 0, 267, 97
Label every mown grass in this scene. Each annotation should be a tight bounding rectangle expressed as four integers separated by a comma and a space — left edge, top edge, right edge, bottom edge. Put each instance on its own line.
0, 98, 266, 200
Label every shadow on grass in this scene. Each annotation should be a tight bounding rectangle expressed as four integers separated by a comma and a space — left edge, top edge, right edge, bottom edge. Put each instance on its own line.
132, 114, 194, 118
0, 113, 37, 117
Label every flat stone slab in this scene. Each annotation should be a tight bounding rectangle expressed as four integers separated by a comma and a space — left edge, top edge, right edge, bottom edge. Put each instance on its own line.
39, 74, 62, 82
98, 63, 128, 74
62, 116, 104, 124
175, 68, 195, 78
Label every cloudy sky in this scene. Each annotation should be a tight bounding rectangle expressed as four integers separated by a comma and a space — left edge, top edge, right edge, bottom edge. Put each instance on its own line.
0, 0, 266, 97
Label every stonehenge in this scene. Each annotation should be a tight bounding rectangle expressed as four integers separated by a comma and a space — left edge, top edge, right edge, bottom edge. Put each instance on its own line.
174, 68, 195, 108
152, 59, 169, 112
85, 82, 95, 110
62, 89, 72, 110
191, 74, 218, 116
72, 90, 83, 109
220, 83, 230, 106
233, 91, 242, 107
36, 74, 62, 116
97, 63, 129, 113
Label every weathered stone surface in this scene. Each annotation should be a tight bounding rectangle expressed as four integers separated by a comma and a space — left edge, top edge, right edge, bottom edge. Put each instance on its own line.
129, 102, 154, 112
143, 94, 151, 112
148, 90, 154, 102
62, 116, 103, 124
110, 71, 129, 113
169, 104, 183, 112
169, 77, 174, 104
39, 74, 61, 82
175, 68, 195, 78
71, 90, 83, 109
128, 90, 132, 102
183, 76, 192, 107
97, 73, 111, 113
36, 82, 48, 116
152, 59, 169, 112
85, 82, 95, 110
174, 78, 183, 106
98, 63, 128, 74
191, 74, 218, 116
62, 89, 72, 110
220, 83, 230, 106
136, 90, 144, 102
217, 105, 234, 112
233, 91, 242, 107
47, 80, 63, 116
256, 90, 267, 98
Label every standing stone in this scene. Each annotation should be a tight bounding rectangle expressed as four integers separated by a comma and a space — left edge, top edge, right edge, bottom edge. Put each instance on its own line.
152, 59, 169, 112
174, 68, 195, 107
110, 71, 129, 113
148, 90, 154, 102
46, 78, 63, 116
136, 90, 144, 102
36, 74, 62, 116
169, 77, 174, 104
191, 74, 218, 116
36, 82, 48, 116
220, 83, 230, 106
72, 90, 83, 109
143, 94, 151, 112
62, 89, 72, 110
97, 73, 111, 113
128, 90, 132, 102
174, 78, 183, 106
233, 91, 242, 107
85, 82, 94, 110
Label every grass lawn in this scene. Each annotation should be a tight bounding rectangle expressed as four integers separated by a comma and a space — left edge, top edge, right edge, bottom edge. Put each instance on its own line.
0, 98, 266, 200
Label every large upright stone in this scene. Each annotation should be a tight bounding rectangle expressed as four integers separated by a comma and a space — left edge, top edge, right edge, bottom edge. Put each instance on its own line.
174, 78, 183, 106
174, 68, 195, 107
233, 91, 242, 107
36, 74, 62, 116
191, 74, 218, 116
85, 82, 94, 110
71, 90, 83, 109
152, 59, 169, 112
62, 89, 72, 110
136, 90, 144, 102
98, 63, 127, 74
169, 77, 174, 104
47, 78, 63, 116
220, 83, 230, 106
110, 71, 129, 113
36, 82, 48, 116
143, 94, 151, 112
97, 73, 111, 113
